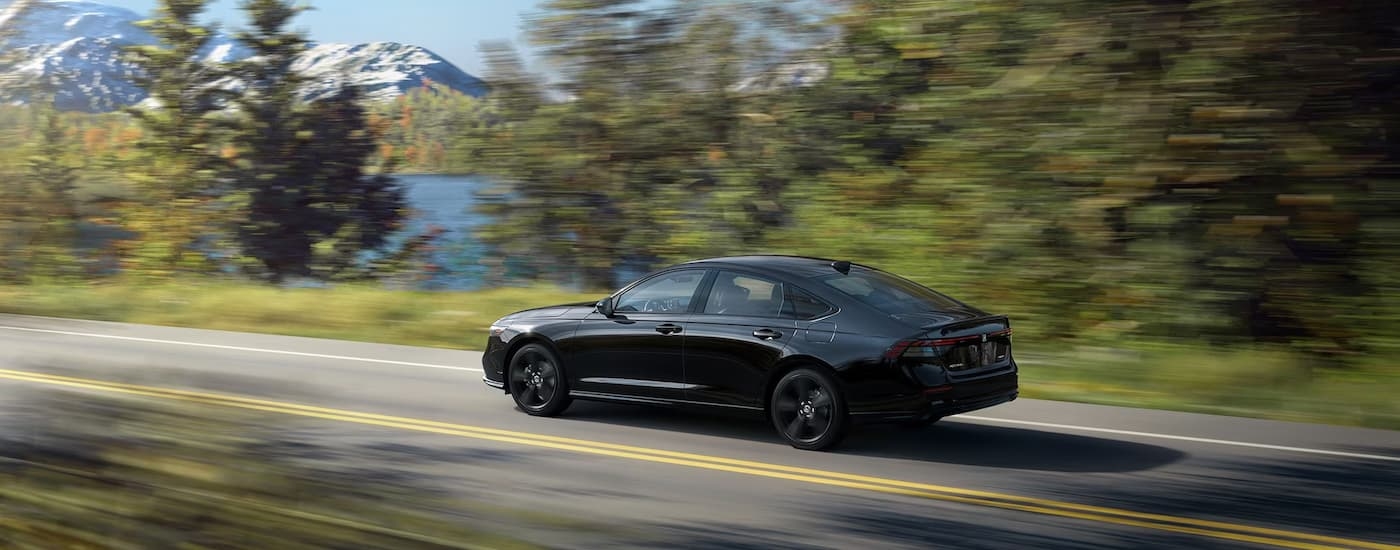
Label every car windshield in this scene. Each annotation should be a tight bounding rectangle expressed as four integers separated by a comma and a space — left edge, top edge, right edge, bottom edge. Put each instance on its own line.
815, 268, 966, 315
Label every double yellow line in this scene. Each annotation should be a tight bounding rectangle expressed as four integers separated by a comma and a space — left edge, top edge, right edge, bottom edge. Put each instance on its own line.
0, 367, 1393, 550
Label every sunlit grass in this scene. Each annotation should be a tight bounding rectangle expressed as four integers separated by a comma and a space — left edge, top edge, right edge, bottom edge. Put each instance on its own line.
0, 280, 600, 350
0, 281, 1395, 429
1020, 344, 1399, 430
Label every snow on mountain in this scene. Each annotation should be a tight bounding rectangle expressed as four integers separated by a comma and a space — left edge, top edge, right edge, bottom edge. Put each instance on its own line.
292, 41, 488, 102
6, 0, 154, 46
0, 0, 487, 112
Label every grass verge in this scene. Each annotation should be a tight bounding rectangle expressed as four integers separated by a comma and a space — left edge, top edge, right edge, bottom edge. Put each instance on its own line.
0, 280, 1395, 430
0, 280, 600, 350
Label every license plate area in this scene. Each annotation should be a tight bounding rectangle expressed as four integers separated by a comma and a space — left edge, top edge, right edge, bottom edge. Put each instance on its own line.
945, 339, 1009, 371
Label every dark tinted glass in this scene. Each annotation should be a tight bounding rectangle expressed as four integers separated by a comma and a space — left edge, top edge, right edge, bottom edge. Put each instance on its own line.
815, 268, 965, 315
615, 269, 706, 313
781, 285, 834, 320
704, 270, 784, 318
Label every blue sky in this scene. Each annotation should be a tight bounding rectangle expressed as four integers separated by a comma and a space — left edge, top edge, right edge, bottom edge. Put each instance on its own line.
95, 0, 551, 76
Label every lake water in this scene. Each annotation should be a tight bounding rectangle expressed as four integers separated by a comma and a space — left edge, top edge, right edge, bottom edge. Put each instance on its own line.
392, 173, 494, 290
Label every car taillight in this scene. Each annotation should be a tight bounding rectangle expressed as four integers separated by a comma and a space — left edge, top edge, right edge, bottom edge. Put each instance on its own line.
885, 329, 1013, 360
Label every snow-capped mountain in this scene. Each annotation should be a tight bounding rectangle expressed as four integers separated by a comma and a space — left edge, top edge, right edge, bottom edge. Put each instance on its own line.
291, 41, 487, 103
0, 0, 487, 112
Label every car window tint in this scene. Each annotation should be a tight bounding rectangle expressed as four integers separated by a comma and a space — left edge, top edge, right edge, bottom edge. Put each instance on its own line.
703, 271, 784, 318
816, 268, 966, 314
781, 285, 834, 320
614, 269, 705, 313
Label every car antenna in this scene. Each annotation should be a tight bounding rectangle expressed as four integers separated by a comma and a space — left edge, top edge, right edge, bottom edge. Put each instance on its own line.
831, 260, 851, 275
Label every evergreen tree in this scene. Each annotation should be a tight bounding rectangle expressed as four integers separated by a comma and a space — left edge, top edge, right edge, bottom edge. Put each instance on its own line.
230, 0, 405, 282
27, 107, 81, 223
0, 0, 36, 280
472, 0, 823, 289
0, 99, 83, 281
22, 103, 83, 278
119, 0, 235, 277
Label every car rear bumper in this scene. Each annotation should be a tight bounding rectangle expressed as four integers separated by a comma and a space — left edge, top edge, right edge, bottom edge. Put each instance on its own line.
848, 365, 1018, 423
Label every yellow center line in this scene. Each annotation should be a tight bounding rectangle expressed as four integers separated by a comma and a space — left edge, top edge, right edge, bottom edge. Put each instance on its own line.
0, 368, 1394, 550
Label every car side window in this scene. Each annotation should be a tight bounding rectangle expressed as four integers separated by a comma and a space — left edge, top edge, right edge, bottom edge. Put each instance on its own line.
703, 271, 785, 318
614, 269, 706, 314
780, 285, 835, 320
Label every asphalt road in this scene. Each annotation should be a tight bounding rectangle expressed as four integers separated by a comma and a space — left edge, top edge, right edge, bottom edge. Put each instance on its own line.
0, 313, 1397, 549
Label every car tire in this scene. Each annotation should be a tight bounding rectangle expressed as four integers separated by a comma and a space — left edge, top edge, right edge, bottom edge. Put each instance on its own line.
507, 343, 572, 417
769, 367, 849, 451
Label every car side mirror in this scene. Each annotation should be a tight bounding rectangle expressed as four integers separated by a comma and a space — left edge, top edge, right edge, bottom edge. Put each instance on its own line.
596, 296, 615, 318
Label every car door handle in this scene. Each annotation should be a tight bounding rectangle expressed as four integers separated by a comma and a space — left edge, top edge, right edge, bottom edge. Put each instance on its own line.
752, 328, 782, 340
656, 323, 683, 335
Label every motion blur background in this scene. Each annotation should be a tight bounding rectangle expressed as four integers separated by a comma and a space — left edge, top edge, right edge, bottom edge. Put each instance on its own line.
1, 0, 1397, 436
2, 1, 1399, 547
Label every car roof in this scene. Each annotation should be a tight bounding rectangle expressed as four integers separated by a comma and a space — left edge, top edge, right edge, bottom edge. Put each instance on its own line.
678, 255, 872, 278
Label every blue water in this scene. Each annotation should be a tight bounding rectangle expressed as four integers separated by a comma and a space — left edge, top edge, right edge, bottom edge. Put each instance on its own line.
391, 173, 495, 290
394, 174, 659, 291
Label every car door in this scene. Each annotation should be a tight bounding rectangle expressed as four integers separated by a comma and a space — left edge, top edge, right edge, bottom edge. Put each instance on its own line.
564, 268, 710, 403
680, 269, 795, 409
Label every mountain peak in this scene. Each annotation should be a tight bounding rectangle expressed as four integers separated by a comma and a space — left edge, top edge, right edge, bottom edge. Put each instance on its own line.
1, 0, 487, 112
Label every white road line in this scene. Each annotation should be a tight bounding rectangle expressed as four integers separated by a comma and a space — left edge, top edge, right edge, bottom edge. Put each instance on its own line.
4, 322, 1397, 462
0, 325, 482, 373
955, 415, 1400, 462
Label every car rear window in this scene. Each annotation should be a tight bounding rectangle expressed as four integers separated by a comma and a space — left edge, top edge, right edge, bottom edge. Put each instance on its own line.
815, 269, 966, 315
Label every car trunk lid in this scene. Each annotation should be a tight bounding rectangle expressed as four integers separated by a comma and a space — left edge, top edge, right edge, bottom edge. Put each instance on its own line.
887, 313, 1014, 375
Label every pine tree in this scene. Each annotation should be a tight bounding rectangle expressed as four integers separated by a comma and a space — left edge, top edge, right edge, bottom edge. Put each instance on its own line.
472, 0, 821, 289
22, 104, 83, 278
230, 0, 405, 282
119, 0, 235, 277
0, 0, 36, 280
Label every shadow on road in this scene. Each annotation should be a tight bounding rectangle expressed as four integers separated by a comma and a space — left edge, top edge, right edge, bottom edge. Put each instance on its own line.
1031, 454, 1400, 545
554, 401, 1186, 473
630, 494, 1234, 550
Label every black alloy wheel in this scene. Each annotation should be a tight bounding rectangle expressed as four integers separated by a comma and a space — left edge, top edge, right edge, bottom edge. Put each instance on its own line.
508, 344, 572, 416
770, 367, 849, 451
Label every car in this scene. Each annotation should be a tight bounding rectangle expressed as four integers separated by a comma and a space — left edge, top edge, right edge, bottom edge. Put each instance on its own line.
481, 255, 1018, 451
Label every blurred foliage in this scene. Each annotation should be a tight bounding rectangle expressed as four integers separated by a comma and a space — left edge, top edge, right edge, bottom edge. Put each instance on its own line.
369, 81, 502, 174
463, 0, 1400, 370
0, 388, 540, 549
464, 0, 834, 288
117, 0, 238, 278
228, 0, 408, 282
0, 101, 83, 282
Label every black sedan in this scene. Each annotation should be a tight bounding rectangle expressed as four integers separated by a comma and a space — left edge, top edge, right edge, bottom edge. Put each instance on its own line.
481, 255, 1018, 451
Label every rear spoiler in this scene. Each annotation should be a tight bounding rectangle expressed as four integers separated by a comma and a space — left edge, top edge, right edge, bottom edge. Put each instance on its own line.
925, 314, 1010, 337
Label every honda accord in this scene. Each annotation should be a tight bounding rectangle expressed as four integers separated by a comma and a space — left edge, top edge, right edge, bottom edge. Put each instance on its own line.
481, 255, 1018, 451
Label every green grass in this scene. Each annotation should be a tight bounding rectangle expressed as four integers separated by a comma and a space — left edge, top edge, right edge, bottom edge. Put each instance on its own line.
1, 280, 1395, 430
0, 280, 600, 350
1016, 344, 1399, 430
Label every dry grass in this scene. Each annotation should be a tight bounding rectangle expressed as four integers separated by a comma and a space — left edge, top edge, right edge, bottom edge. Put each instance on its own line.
0, 280, 599, 350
